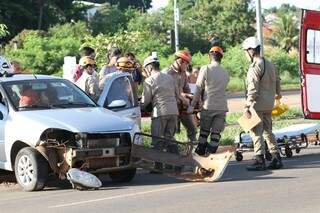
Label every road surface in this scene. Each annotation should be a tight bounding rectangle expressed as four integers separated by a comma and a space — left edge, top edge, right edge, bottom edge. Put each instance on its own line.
1, 144, 320, 213
228, 89, 301, 112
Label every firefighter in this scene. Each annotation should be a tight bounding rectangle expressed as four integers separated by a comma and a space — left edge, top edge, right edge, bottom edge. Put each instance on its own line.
141, 55, 180, 171
141, 55, 179, 141
188, 46, 229, 156
163, 50, 197, 142
242, 36, 283, 171
76, 56, 99, 101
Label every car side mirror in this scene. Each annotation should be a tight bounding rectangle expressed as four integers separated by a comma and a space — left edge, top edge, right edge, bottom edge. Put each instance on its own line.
107, 100, 127, 109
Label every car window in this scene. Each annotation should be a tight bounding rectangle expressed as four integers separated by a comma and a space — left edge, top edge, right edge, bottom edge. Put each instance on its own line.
3, 79, 97, 111
104, 76, 134, 109
306, 29, 320, 64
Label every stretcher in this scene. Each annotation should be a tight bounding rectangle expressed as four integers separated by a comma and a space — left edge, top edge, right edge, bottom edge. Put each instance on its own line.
234, 123, 320, 161
131, 133, 232, 182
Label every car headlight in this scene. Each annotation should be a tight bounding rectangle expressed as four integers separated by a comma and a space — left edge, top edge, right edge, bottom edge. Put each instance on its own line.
133, 133, 143, 145
74, 133, 87, 148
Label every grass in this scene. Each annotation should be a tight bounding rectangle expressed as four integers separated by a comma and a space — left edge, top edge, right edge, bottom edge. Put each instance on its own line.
141, 107, 311, 147
226, 76, 300, 93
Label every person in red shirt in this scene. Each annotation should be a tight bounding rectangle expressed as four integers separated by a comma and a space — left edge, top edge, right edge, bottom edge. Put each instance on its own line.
72, 47, 95, 83
19, 87, 40, 107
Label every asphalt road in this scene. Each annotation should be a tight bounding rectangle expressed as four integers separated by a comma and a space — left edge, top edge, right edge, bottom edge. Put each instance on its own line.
1, 144, 320, 213
228, 89, 301, 113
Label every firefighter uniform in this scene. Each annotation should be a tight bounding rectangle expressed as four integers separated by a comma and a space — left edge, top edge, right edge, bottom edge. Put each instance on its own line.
141, 71, 179, 142
163, 67, 197, 141
76, 71, 99, 101
191, 61, 229, 153
246, 57, 281, 156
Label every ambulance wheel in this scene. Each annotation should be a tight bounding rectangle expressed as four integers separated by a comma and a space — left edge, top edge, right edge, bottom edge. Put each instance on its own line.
285, 148, 293, 158
295, 148, 301, 154
265, 151, 272, 161
235, 152, 243, 161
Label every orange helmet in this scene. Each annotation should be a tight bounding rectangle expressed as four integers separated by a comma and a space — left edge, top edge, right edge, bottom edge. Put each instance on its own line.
175, 50, 192, 63
79, 56, 95, 67
209, 46, 224, 56
116, 57, 134, 71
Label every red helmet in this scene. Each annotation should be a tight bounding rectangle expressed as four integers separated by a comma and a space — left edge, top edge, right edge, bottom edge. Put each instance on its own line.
175, 50, 191, 63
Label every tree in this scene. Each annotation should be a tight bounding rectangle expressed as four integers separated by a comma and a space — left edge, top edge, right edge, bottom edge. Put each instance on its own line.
0, 24, 9, 39
87, 0, 152, 11
269, 13, 299, 52
5, 22, 88, 75
264, 4, 297, 16
0, 0, 88, 42
180, 0, 255, 48
89, 4, 131, 36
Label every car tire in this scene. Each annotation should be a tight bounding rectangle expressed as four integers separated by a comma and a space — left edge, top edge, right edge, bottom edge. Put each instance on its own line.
109, 168, 136, 183
14, 147, 49, 191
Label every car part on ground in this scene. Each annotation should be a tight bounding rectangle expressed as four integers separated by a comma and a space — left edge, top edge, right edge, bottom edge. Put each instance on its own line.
66, 168, 102, 190
131, 133, 232, 182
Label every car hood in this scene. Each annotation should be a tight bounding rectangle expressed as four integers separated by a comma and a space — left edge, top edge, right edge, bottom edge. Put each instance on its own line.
14, 107, 134, 133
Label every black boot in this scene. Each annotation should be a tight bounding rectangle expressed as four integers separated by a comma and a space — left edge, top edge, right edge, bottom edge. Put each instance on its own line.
195, 142, 207, 156
206, 144, 218, 154
246, 155, 266, 171
267, 153, 283, 169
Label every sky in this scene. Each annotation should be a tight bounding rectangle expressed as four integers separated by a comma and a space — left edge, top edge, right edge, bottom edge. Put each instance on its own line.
151, 0, 320, 11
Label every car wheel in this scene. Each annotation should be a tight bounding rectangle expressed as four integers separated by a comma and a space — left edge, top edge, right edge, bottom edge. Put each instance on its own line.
109, 168, 136, 183
14, 147, 48, 191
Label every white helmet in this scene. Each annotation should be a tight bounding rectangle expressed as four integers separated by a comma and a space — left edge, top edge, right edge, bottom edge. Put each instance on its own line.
143, 55, 159, 67
242, 36, 260, 50
0, 56, 13, 75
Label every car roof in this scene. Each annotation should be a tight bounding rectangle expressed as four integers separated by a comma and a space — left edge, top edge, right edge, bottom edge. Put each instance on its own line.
0, 74, 60, 82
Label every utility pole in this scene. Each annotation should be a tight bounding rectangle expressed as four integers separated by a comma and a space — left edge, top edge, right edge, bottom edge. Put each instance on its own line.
174, 0, 179, 52
255, 0, 264, 56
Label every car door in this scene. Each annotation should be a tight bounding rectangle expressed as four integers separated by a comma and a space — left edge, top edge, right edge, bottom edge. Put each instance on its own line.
300, 9, 320, 119
98, 73, 141, 126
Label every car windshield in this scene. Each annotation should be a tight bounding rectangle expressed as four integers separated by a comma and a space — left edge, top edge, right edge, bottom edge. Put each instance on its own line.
2, 78, 97, 111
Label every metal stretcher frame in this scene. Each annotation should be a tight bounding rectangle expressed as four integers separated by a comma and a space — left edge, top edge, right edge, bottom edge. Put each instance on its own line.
234, 123, 320, 161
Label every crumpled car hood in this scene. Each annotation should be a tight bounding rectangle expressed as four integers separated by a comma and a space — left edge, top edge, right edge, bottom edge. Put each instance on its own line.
14, 107, 133, 133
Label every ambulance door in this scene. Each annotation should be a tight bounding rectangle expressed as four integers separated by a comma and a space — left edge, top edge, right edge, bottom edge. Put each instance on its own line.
300, 9, 320, 119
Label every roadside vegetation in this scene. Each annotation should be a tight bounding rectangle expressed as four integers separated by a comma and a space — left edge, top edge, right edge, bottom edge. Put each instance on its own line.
1, 1, 301, 92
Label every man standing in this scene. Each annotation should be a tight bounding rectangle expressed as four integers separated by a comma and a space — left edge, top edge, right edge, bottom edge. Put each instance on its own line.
141, 55, 179, 141
72, 46, 95, 83
242, 36, 283, 171
163, 50, 197, 142
189, 46, 229, 156
141, 55, 180, 170
76, 56, 99, 101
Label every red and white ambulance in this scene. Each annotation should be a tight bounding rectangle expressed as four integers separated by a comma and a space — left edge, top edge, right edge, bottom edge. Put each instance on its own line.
300, 9, 320, 119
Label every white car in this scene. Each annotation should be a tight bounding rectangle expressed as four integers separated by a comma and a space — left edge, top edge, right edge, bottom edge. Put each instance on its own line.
0, 74, 140, 191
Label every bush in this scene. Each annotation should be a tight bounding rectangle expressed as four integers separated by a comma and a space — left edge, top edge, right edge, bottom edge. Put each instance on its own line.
265, 46, 299, 77
5, 22, 87, 75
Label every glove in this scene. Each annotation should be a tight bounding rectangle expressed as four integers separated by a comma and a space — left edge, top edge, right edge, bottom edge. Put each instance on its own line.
275, 94, 282, 100
243, 107, 252, 119
187, 106, 194, 114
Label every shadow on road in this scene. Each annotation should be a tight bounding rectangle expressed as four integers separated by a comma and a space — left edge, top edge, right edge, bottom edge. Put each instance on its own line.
222, 151, 320, 182
1, 149, 320, 191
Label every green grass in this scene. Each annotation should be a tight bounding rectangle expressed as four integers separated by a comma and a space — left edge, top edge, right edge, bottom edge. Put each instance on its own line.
226, 76, 300, 93
141, 107, 308, 146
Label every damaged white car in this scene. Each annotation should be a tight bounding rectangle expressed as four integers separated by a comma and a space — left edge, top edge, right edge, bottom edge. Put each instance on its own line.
0, 74, 140, 191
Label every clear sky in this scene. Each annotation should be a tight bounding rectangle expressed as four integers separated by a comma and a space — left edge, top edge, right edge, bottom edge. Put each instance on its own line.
151, 0, 320, 11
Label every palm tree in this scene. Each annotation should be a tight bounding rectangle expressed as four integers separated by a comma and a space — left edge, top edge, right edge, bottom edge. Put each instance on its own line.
269, 13, 299, 52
